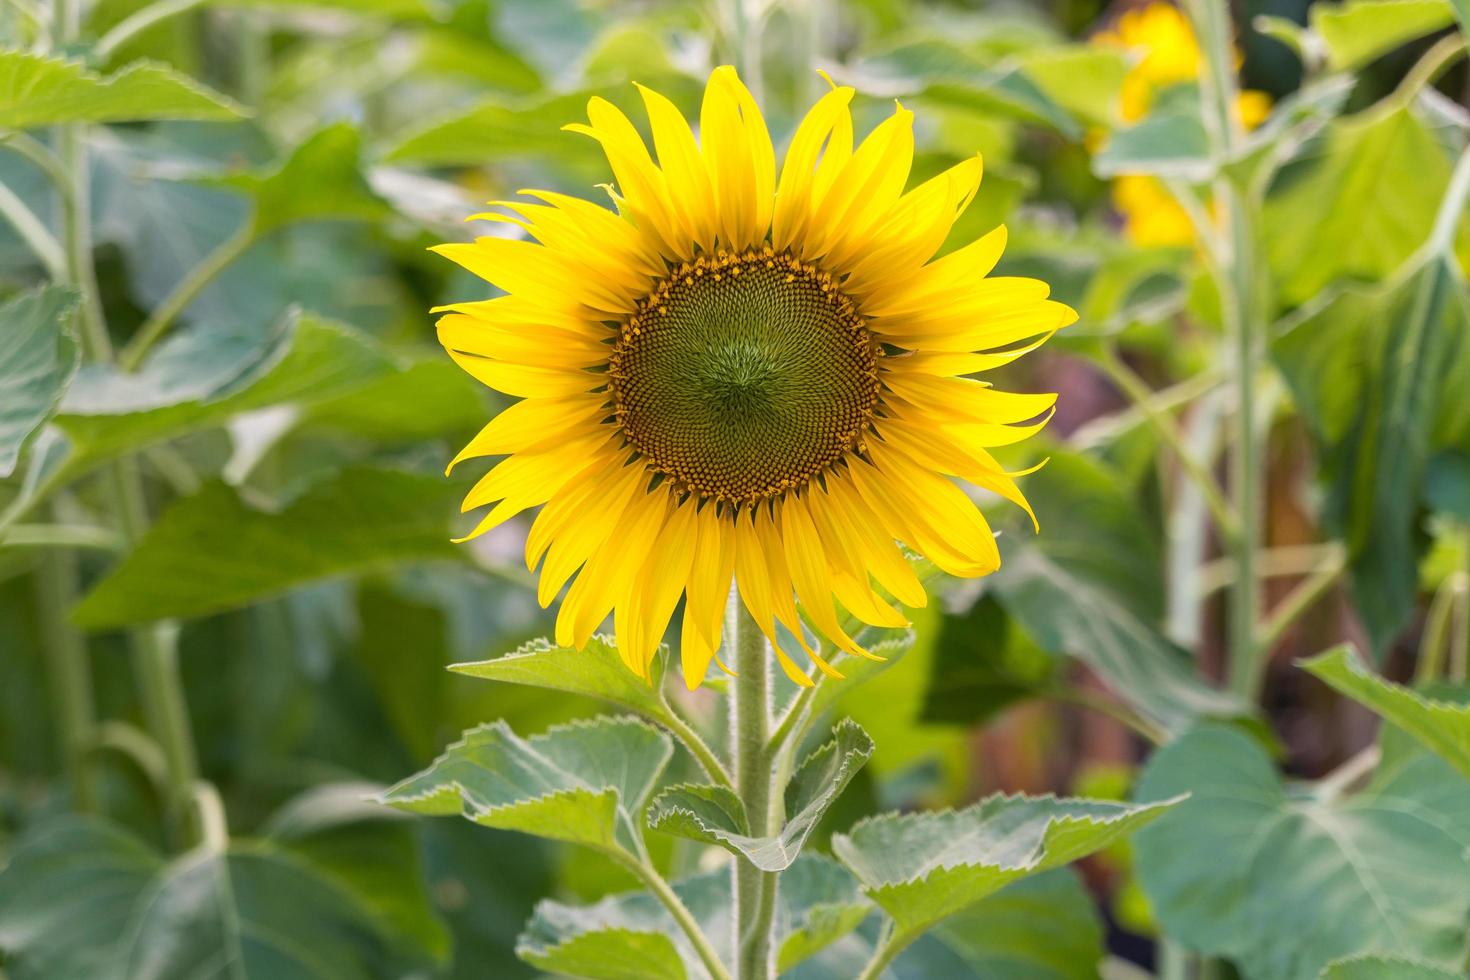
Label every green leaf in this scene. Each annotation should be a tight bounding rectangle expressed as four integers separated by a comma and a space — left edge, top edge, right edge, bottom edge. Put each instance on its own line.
920, 593, 1059, 725
830, 791, 1182, 939
1092, 108, 1214, 179
649, 719, 874, 872
0, 286, 78, 479
1273, 257, 1470, 653
295, 356, 487, 443
451, 635, 671, 725
1313, 0, 1456, 72
1264, 106, 1456, 306
0, 817, 397, 979
775, 854, 872, 972
790, 869, 1106, 980
0, 51, 243, 128
264, 782, 452, 966
520, 929, 688, 980
56, 310, 397, 470
72, 467, 461, 628
1320, 954, 1467, 980
519, 854, 865, 978
208, 123, 393, 237
853, 39, 1084, 137
1133, 724, 1470, 979
1015, 46, 1129, 129
1300, 645, 1470, 779
380, 716, 672, 857
517, 866, 727, 980
992, 452, 1249, 735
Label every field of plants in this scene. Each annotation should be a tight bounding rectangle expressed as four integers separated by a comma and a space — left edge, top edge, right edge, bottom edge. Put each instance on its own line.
2, 0, 1470, 977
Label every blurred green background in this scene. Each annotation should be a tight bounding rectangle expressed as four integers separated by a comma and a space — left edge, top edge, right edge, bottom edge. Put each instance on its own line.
3, 0, 1470, 977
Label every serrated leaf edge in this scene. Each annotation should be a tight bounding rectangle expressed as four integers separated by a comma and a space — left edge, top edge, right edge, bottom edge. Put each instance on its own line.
832, 790, 1188, 888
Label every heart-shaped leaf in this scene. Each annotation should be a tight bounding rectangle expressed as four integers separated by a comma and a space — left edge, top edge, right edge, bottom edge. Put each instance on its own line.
380, 716, 671, 857
0, 817, 403, 978
1134, 724, 1470, 979
649, 719, 873, 871
831, 792, 1182, 940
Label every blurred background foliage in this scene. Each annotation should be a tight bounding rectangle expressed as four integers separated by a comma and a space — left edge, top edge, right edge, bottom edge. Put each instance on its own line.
1, 0, 1470, 977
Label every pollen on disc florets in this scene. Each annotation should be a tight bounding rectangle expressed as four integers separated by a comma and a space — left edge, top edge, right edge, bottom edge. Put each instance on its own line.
609, 247, 881, 506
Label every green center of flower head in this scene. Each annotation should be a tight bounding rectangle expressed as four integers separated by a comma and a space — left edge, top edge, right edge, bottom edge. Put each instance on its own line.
610, 249, 881, 505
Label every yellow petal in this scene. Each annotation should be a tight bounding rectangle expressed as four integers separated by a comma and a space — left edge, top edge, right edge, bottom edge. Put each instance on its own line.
565, 97, 687, 259
771, 84, 855, 252
555, 486, 672, 649
701, 66, 775, 251
446, 349, 600, 399
637, 83, 719, 254
448, 397, 609, 472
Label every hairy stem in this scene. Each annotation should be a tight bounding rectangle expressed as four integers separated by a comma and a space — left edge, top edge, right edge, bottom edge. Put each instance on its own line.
729, 592, 777, 980
618, 853, 734, 980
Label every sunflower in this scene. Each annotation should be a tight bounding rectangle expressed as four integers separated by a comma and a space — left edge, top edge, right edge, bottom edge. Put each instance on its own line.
1092, 1, 1271, 246
434, 67, 1074, 688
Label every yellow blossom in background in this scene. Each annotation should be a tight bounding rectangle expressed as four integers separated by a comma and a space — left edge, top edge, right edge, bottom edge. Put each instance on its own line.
434, 67, 1074, 689
1093, 1, 1272, 246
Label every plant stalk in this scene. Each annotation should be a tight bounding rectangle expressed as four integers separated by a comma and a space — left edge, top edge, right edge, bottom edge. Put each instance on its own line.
728, 591, 778, 980
51, 2, 205, 843
1185, 0, 1265, 700
36, 546, 99, 811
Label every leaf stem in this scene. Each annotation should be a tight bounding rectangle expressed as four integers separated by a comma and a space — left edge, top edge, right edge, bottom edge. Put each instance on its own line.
1428, 146, 1470, 258
658, 698, 735, 790
1255, 552, 1346, 655
36, 546, 99, 811
729, 591, 778, 980
94, 0, 212, 60
1096, 347, 1238, 544
854, 920, 906, 980
1, 131, 70, 192
119, 222, 255, 371
0, 176, 64, 276
618, 853, 735, 980
1047, 685, 1167, 745
3, 522, 125, 551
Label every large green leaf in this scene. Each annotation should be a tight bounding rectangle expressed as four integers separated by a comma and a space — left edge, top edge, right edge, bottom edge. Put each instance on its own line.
992, 452, 1248, 734
1313, 0, 1457, 72
264, 782, 451, 966
1133, 724, 1470, 979
55, 310, 396, 470
786, 869, 1105, 980
920, 593, 1059, 725
648, 719, 873, 872
1301, 646, 1470, 779
1263, 106, 1456, 306
830, 791, 1181, 939
380, 716, 672, 857
1320, 955, 1465, 980
207, 123, 392, 237
0, 818, 398, 979
72, 467, 461, 628
0, 51, 242, 128
1273, 256, 1470, 653
0, 286, 78, 479
517, 854, 868, 979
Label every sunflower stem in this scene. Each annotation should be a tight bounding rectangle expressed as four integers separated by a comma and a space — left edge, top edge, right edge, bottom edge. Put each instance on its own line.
1184, 0, 1265, 701
36, 545, 100, 812
728, 590, 778, 980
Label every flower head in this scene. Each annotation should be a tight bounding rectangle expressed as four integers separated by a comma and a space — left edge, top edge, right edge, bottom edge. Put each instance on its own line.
435, 67, 1074, 688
